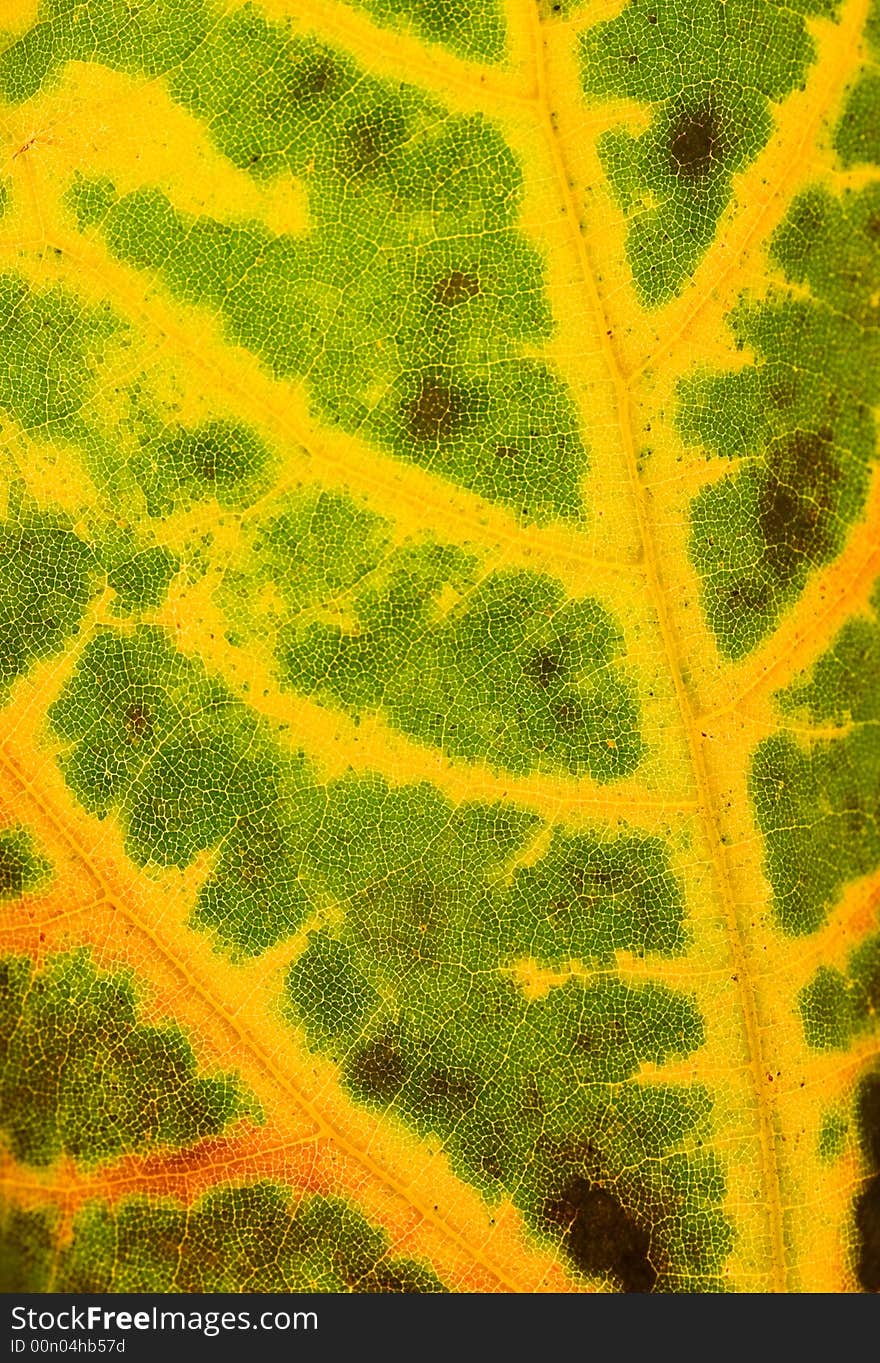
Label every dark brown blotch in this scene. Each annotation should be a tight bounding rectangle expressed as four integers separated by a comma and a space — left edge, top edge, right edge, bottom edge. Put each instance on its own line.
434, 271, 480, 307
668, 103, 722, 183
545, 1177, 657, 1292
855, 1175, 880, 1291
758, 428, 840, 585
858, 1072, 880, 1168
347, 1035, 408, 1103
524, 646, 565, 689
405, 378, 467, 442
855, 1073, 880, 1290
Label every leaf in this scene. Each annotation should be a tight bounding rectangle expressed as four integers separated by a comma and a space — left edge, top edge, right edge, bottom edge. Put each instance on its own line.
0, 0, 877, 1294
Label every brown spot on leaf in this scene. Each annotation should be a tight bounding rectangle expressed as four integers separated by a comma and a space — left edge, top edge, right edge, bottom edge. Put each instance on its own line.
855, 1073, 880, 1290
855, 1176, 880, 1291
123, 703, 152, 744
551, 698, 583, 730
340, 107, 403, 177
524, 647, 564, 689
405, 378, 466, 442
758, 428, 839, 585
545, 1178, 657, 1292
434, 271, 480, 306
669, 104, 722, 182
347, 1036, 407, 1103
288, 53, 339, 104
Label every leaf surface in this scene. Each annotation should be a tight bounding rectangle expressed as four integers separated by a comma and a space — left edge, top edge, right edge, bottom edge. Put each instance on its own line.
0, 0, 878, 1293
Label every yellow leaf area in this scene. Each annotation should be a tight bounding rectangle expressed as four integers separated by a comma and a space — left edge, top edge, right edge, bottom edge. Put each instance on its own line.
0, 0, 878, 1294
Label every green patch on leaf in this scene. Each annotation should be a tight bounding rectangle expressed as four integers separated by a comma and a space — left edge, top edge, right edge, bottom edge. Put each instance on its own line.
0, 827, 51, 901
0, 0, 211, 104
834, 0, 880, 167
130, 422, 273, 519
0, 274, 117, 433
51, 1184, 447, 1292
47, 620, 726, 1288
223, 488, 643, 780
580, 0, 822, 304
682, 185, 880, 659
348, 0, 505, 63
285, 784, 727, 1290
0, 270, 271, 533
104, 539, 179, 614
0, 951, 250, 1167
53, 13, 586, 522
49, 626, 285, 869
0, 1206, 55, 1293
750, 581, 880, 934
799, 935, 880, 1050
0, 489, 97, 694
818, 1110, 848, 1163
